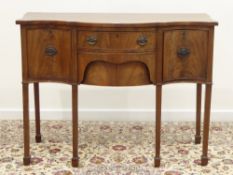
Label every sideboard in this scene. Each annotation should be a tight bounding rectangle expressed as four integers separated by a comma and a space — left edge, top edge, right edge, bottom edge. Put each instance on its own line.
16, 13, 218, 167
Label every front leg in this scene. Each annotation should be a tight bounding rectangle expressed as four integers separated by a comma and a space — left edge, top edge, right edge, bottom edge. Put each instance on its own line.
23, 83, 31, 165
195, 83, 202, 144
201, 84, 212, 165
34, 83, 41, 143
71, 85, 79, 167
154, 85, 162, 167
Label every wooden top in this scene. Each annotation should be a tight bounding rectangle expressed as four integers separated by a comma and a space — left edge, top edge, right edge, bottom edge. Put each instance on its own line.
16, 12, 218, 27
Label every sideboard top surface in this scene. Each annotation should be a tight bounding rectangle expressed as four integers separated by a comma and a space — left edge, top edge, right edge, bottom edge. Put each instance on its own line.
16, 13, 218, 27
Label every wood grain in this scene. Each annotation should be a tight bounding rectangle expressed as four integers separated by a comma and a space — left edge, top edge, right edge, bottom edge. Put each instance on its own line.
78, 31, 155, 52
163, 29, 208, 82
16, 13, 218, 27
83, 61, 151, 86
78, 53, 156, 85
26, 28, 74, 82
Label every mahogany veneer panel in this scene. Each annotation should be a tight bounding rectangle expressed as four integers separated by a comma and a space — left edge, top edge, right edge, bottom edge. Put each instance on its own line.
78, 31, 155, 52
163, 29, 208, 82
27, 28, 73, 82
78, 53, 155, 85
83, 61, 151, 86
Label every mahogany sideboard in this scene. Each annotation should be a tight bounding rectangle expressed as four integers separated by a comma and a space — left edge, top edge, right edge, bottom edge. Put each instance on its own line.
16, 13, 218, 167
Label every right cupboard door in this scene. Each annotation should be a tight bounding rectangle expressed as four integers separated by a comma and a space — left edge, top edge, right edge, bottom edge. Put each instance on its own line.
162, 29, 209, 83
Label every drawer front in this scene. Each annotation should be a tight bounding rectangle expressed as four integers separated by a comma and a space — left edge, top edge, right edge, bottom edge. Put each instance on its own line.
78, 31, 155, 52
27, 28, 73, 82
163, 30, 208, 82
78, 53, 156, 86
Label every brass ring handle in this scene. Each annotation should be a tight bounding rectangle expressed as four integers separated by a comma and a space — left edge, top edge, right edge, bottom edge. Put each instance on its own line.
177, 48, 190, 58
86, 36, 97, 45
45, 47, 57, 57
137, 36, 148, 46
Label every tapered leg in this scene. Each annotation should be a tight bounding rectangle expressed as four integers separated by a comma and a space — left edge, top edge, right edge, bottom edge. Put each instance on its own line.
201, 84, 212, 166
195, 84, 202, 144
72, 85, 79, 167
34, 83, 41, 143
23, 83, 30, 165
154, 85, 162, 167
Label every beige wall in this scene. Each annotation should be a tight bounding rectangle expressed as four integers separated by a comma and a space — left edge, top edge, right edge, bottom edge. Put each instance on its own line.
0, 0, 232, 120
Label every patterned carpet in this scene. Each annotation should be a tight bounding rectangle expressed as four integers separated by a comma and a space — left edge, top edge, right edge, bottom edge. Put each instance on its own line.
0, 121, 233, 175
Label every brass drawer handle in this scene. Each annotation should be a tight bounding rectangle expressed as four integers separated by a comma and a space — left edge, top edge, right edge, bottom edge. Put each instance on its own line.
137, 36, 148, 46
45, 46, 57, 57
86, 36, 97, 45
177, 48, 190, 58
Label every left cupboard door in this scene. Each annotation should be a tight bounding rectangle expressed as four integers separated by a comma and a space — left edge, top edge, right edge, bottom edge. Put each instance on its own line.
26, 28, 74, 83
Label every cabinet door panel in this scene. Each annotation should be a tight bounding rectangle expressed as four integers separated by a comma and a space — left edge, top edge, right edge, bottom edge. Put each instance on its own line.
163, 30, 208, 82
27, 28, 73, 82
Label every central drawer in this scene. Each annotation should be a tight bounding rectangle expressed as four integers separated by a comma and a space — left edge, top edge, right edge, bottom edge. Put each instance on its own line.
78, 31, 155, 52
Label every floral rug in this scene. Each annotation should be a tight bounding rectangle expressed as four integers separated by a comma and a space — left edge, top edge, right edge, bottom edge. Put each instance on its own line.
0, 120, 233, 175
